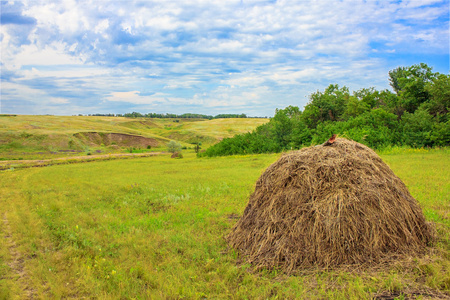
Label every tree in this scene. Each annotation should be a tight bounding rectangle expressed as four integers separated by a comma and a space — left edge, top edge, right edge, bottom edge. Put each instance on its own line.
342, 96, 369, 120
377, 89, 403, 119
272, 106, 301, 149
389, 63, 437, 114
353, 87, 380, 109
303, 84, 350, 127
388, 66, 408, 94
191, 140, 202, 153
424, 74, 450, 121
401, 108, 435, 147
301, 104, 321, 129
167, 140, 182, 153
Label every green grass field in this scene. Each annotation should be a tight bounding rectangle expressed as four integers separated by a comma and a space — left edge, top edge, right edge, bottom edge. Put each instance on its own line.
0, 148, 449, 299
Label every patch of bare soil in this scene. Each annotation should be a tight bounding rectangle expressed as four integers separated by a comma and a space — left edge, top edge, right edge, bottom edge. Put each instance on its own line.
0, 152, 164, 170
74, 132, 159, 147
2, 213, 36, 298
373, 289, 450, 299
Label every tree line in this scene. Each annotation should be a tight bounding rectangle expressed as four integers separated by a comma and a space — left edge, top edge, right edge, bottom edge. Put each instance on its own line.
201, 63, 449, 157
84, 113, 250, 119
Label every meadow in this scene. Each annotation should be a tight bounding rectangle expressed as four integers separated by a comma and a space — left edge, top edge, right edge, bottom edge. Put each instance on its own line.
0, 115, 269, 160
0, 147, 449, 299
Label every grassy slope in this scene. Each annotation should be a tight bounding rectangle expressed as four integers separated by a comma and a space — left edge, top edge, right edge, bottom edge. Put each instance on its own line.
0, 149, 448, 299
0, 115, 269, 159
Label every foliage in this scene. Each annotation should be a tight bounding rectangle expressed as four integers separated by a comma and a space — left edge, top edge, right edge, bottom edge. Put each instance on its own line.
311, 109, 400, 148
429, 120, 450, 146
303, 84, 350, 127
203, 63, 449, 157
167, 140, 182, 153
401, 108, 435, 148
424, 74, 450, 120
389, 63, 437, 114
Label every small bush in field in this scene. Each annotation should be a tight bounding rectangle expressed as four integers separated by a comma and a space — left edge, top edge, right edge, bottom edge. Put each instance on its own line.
171, 152, 183, 159
167, 141, 182, 153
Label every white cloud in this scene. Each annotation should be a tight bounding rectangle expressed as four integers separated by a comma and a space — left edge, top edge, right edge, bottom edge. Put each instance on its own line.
1, 0, 448, 116
106, 91, 148, 104
49, 97, 70, 104
3, 42, 85, 70
94, 19, 109, 35
105, 91, 194, 106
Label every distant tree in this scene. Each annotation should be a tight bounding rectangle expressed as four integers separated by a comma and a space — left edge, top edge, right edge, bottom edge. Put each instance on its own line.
191, 138, 202, 153
167, 141, 182, 153
214, 114, 247, 119
124, 112, 144, 118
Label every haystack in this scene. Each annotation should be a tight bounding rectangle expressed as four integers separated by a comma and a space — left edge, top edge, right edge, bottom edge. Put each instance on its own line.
227, 138, 433, 273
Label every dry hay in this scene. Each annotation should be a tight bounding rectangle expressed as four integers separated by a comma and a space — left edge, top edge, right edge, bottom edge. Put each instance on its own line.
227, 138, 433, 273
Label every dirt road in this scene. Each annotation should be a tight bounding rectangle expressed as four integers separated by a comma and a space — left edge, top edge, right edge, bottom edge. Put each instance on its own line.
0, 152, 164, 170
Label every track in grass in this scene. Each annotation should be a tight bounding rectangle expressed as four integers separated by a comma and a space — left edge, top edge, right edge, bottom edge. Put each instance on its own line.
2, 213, 36, 298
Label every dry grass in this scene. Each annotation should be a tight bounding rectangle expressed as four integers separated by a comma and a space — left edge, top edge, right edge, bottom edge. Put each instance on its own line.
227, 138, 434, 274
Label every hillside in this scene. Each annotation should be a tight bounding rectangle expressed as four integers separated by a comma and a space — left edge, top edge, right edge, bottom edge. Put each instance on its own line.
0, 115, 269, 160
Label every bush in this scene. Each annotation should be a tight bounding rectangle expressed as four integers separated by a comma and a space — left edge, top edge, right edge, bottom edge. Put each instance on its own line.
167, 140, 182, 153
171, 152, 183, 159
429, 119, 450, 146
401, 108, 434, 147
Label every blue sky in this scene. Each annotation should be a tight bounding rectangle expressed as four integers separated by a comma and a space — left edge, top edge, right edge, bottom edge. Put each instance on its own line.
1, 0, 449, 117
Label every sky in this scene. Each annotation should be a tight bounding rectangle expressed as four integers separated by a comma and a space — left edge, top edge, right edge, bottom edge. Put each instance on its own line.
1, 0, 449, 117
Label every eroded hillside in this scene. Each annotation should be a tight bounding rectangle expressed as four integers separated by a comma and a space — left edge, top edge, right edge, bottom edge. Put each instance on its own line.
0, 115, 269, 159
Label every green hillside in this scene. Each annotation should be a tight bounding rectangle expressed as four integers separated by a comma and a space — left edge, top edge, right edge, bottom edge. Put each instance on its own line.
0, 115, 269, 160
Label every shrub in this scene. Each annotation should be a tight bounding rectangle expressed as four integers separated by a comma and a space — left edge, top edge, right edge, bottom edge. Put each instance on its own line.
401, 108, 434, 147
171, 152, 183, 159
167, 141, 182, 153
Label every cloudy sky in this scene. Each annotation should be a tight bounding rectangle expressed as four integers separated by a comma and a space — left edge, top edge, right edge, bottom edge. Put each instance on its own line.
1, 0, 448, 117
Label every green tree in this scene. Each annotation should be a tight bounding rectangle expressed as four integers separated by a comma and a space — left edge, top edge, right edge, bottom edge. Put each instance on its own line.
342, 96, 370, 120
389, 63, 437, 114
423, 73, 450, 121
377, 89, 403, 119
353, 87, 380, 109
301, 104, 321, 129
271, 106, 300, 149
401, 108, 435, 147
302, 84, 350, 127
429, 120, 450, 146
167, 141, 182, 153
388, 66, 408, 94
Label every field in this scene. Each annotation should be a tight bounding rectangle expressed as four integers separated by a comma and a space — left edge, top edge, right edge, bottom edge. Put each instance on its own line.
0, 115, 269, 161
0, 145, 449, 299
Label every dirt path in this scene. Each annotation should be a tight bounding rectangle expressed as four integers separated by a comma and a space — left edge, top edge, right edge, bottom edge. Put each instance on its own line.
2, 213, 36, 298
0, 152, 165, 170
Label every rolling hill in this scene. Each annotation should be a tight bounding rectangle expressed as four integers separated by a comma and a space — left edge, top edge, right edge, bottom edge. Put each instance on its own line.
0, 115, 269, 160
